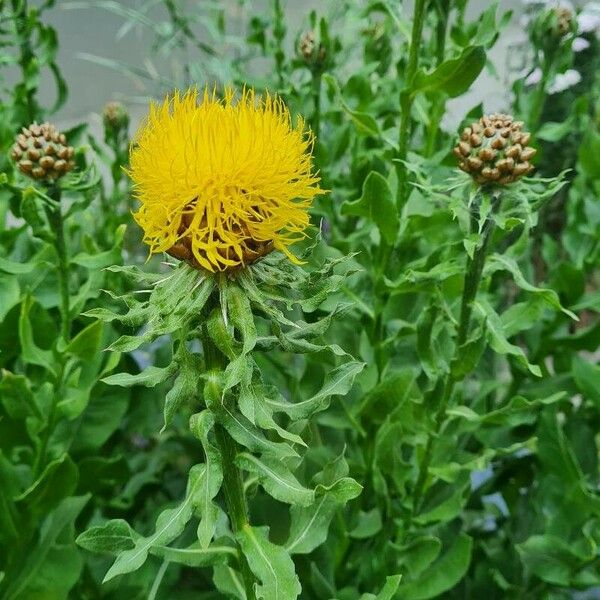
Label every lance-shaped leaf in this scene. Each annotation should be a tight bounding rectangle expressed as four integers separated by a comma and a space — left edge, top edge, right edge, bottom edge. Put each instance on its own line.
102, 364, 176, 388
342, 171, 399, 245
265, 361, 365, 420
225, 280, 257, 354
102, 463, 207, 581
485, 254, 577, 319
76, 519, 138, 554
19, 295, 56, 375
397, 534, 473, 600
235, 452, 314, 506
286, 477, 362, 554
150, 541, 236, 567
189, 411, 223, 547
475, 300, 541, 376
246, 384, 307, 447
411, 46, 486, 97
163, 343, 202, 431
210, 396, 299, 459
237, 525, 301, 600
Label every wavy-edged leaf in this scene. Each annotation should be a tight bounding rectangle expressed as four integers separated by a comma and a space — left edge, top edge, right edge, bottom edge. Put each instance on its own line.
265, 361, 365, 420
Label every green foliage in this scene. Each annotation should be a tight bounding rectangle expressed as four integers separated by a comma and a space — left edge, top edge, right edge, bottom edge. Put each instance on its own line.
1, 0, 600, 599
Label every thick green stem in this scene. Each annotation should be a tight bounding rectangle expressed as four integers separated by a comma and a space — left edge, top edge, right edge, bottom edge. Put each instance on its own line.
528, 57, 552, 133
405, 191, 498, 530
424, 0, 450, 156
12, 0, 37, 123
396, 0, 427, 209
201, 327, 256, 600
45, 187, 70, 341
272, 0, 286, 90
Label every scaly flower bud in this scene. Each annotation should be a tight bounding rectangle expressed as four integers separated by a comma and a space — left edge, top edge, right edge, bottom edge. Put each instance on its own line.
454, 114, 536, 185
11, 122, 75, 182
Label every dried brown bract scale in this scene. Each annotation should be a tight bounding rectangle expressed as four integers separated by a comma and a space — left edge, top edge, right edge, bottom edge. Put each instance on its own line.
166, 205, 274, 271
11, 122, 75, 182
453, 114, 536, 185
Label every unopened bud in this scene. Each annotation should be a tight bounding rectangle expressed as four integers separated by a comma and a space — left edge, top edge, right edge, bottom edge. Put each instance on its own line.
11, 122, 75, 182
454, 114, 536, 185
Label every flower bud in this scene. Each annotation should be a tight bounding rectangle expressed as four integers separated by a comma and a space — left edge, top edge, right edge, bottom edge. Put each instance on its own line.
454, 114, 536, 185
102, 101, 129, 133
11, 122, 75, 182
298, 30, 326, 68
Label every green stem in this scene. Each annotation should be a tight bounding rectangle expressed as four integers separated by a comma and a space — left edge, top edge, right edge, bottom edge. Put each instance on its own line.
424, 0, 450, 156
12, 0, 37, 123
201, 326, 256, 600
45, 186, 70, 341
396, 0, 427, 210
528, 57, 552, 133
272, 0, 286, 90
405, 191, 498, 530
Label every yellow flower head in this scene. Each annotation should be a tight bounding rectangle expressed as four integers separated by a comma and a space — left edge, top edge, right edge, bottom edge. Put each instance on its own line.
127, 86, 323, 272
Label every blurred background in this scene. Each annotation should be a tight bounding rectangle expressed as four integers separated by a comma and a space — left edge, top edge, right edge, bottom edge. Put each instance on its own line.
23, 1, 591, 132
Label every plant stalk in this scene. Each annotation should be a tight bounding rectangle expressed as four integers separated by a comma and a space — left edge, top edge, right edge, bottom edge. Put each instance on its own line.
405, 190, 498, 530
12, 0, 37, 123
396, 0, 427, 209
45, 186, 70, 341
528, 56, 552, 133
201, 326, 257, 600
424, 0, 451, 156
272, 0, 286, 90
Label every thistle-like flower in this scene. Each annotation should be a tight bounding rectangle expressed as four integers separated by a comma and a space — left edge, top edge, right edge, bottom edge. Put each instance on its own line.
454, 114, 537, 185
127, 87, 323, 273
11, 122, 75, 182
